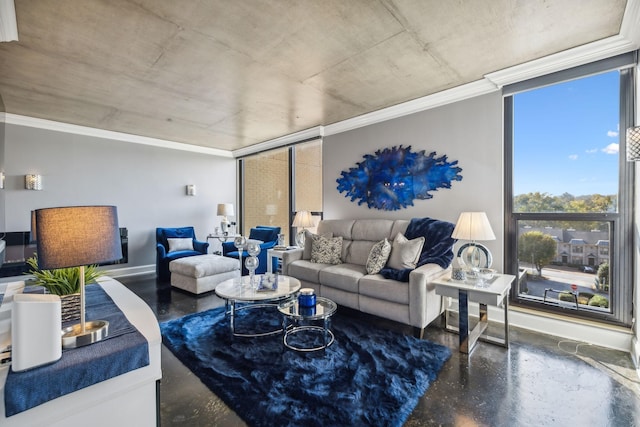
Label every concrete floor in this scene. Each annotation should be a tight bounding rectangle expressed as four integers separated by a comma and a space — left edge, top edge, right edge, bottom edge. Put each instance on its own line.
119, 274, 640, 426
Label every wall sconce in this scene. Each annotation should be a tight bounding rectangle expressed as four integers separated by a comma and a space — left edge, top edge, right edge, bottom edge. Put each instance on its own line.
25, 174, 43, 190
186, 185, 196, 196
626, 126, 640, 161
0, 172, 4, 189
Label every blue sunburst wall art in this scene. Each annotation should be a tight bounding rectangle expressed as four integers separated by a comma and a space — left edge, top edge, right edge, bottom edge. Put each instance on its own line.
336, 145, 463, 211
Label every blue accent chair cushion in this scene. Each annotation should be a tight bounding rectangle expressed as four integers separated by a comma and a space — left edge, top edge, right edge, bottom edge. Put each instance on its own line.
222, 226, 281, 275
156, 227, 209, 282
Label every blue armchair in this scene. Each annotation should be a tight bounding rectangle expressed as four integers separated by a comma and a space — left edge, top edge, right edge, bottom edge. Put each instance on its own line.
156, 227, 209, 282
222, 226, 280, 275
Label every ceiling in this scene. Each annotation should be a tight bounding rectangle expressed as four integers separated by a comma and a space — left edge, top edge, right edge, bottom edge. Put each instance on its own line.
0, 0, 635, 154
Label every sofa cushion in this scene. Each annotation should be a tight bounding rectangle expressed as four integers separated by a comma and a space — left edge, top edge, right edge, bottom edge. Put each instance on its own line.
346, 240, 377, 265
167, 237, 194, 253
366, 239, 392, 274
386, 233, 424, 270
359, 274, 409, 305
351, 219, 395, 241
318, 263, 365, 293
317, 220, 355, 240
311, 235, 343, 264
286, 260, 328, 283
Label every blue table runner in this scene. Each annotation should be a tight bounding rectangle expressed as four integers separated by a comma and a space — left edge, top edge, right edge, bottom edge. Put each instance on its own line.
4, 283, 150, 416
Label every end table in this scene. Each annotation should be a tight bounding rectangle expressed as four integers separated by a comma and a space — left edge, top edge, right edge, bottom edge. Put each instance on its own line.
433, 273, 515, 354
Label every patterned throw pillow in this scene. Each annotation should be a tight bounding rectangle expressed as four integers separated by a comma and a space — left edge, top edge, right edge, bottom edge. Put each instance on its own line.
310, 235, 343, 264
386, 233, 425, 270
366, 238, 392, 274
303, 231, 333, 260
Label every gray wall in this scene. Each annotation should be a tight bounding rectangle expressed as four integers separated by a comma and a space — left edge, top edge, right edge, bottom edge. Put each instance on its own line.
323, 91, 504, 268
2, 124, 236, 272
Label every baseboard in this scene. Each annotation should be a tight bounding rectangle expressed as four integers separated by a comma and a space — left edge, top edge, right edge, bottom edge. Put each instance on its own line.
103, 265, 155, 279
442, 298, 632, 353
508, 306, 632, 353
631, 336, 640, 369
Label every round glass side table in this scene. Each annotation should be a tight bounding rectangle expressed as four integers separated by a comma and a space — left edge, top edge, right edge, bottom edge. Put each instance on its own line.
278, 296, 337, 352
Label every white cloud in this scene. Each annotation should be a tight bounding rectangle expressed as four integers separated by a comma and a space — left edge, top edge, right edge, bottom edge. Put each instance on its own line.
568, 154, 578, 160
607, 130, 619, 137
602, 143, 619, 154
586, 148, 598, 154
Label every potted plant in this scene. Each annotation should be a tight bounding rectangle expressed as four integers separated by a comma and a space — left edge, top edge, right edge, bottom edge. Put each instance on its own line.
26, 256, 103, 322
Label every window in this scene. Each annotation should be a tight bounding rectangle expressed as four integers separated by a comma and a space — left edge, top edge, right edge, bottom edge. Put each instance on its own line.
504, 52, 636, 325
239, 139, 323, 245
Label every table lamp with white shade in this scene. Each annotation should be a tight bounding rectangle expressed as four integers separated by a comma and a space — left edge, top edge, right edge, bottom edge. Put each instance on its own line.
292, 210, 315, 248
217, 203, 234, 234
451, 212, 496, 270
35, 205, 122, 348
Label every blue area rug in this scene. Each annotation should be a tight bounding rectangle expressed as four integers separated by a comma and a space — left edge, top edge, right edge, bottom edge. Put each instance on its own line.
160, 306, 451, 427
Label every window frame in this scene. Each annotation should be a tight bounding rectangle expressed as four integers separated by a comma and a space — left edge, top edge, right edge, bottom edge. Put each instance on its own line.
503, 52, 637, 326
238, 138, 323, 246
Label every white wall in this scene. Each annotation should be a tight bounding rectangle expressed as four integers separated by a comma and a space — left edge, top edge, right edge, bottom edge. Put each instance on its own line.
323, 91, 504, 269
2, 124, 236, 272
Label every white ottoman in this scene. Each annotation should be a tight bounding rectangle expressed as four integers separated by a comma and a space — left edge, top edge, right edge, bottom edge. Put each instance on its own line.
169, 255, 240, 294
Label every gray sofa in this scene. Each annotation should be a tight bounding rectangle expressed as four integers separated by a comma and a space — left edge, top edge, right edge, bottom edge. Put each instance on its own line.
282, 219, 454, 338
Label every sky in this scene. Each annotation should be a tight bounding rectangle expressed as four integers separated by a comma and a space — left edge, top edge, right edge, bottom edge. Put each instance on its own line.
513, 70, 620, 197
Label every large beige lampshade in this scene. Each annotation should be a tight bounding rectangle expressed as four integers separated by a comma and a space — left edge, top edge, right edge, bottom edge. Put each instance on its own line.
451, 212, 496, 241
292, 211, 315, 247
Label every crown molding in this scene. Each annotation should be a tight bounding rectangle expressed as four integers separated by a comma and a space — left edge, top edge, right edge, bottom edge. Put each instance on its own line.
324, 79, 498, 137
1, 113, 234, 158
232, 126, 324, 158
485, 34, 638, 89
621, 0, 640, 49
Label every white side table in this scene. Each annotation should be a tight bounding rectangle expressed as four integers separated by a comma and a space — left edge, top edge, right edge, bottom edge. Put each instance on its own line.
433, 273, 515, 354
267, 248, 297, 273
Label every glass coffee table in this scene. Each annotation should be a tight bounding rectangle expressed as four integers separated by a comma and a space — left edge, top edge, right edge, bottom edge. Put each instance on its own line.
215, 275, 301, 338
278, 296, 337, 352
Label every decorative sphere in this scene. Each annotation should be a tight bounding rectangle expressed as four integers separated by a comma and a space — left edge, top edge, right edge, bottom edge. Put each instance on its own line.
247, 241, 261, 256
245, 256, 258, 271
234, 236, 247, 249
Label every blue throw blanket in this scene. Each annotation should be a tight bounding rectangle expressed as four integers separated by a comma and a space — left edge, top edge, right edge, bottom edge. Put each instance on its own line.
380, 217, 456, 282
4, 284, 149, 417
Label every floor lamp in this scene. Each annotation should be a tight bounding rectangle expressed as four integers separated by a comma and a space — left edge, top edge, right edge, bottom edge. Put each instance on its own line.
35, 206, 123, 348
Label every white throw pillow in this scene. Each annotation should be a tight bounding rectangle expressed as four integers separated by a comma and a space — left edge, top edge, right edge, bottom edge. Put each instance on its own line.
386, 233, 424, 270
310, 235, 343, 264
167, 237, 194, 253
366, 238, 392, 275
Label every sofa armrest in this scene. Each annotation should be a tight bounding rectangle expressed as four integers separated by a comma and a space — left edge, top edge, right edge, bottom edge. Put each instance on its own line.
408, 263, 450, 328
281, 249, 303, 275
